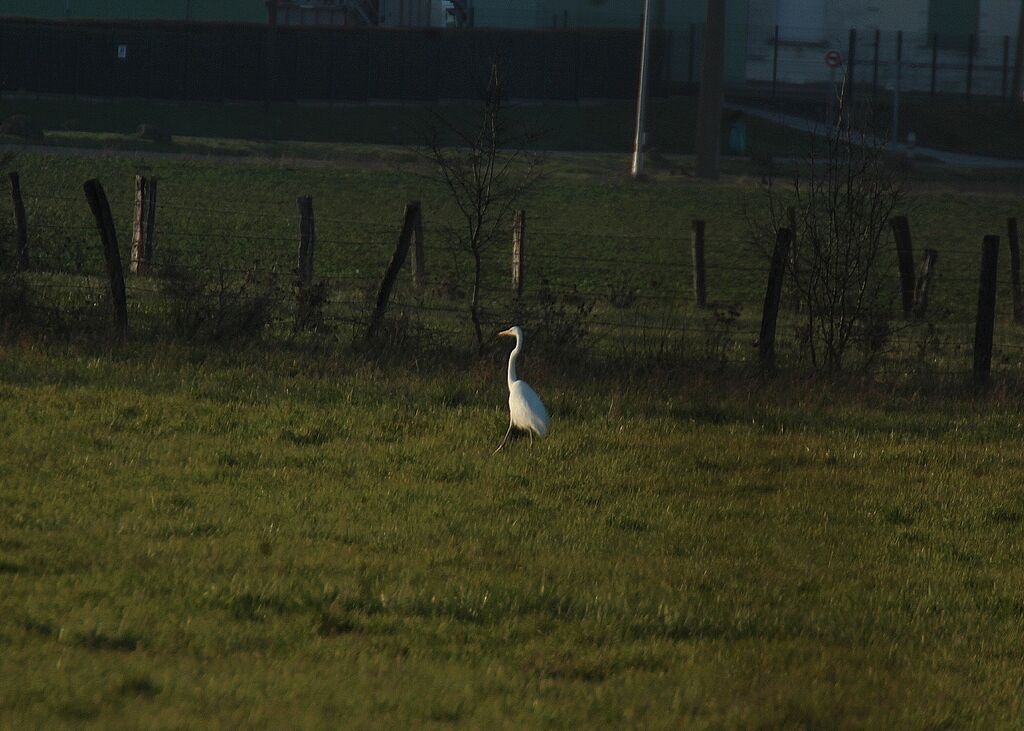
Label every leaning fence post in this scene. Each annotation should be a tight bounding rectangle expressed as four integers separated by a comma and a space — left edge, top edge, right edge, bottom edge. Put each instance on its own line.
1008, 217, 1022, 323
9, 172, 28, 270
296, 194, 315, 288
691, 219, 706, 308
129, 175, 158, 274
512, 209, 525, 297
914, 248, 938, 318
410, 201, 425, 289
759, 227, 791, 370
366, 203, 418, 340
973, 235, 1000, 385
83, 179, 128, 342
890, 215, 915, 316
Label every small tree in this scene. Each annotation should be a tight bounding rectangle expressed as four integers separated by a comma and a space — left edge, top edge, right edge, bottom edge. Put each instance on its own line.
423, 64, 543, 351
752, 88, 907, 371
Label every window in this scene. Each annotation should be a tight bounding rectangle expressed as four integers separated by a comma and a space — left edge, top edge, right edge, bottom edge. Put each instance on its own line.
777, 0, 825, 43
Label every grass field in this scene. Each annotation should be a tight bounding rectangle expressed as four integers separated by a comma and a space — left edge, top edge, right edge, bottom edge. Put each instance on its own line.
3, 139, 1024, 727
3, 345, 1024, 728
3, 92, 1021, 161
0, 95, 816, 160
3, 141, 1024, 369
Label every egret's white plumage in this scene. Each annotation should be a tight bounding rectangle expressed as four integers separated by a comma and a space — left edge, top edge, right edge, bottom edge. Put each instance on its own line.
494, 326, 549, 452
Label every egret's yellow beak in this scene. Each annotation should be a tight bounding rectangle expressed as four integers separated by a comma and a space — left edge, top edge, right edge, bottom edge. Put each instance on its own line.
498, 328, 514, 337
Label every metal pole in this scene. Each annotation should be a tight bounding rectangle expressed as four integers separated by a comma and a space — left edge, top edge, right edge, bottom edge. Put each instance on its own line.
631, 0, 653, 179
893, 30, 902, 145
771, 24, 779, 99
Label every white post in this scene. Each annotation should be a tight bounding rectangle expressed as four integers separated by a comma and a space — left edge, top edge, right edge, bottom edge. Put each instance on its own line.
631, 0, 653, 179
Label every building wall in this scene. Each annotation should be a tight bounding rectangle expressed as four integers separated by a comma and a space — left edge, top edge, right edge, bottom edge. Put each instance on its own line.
745, 0, 1023, 96
0, 0, 267, 22
471, 0, 750, 84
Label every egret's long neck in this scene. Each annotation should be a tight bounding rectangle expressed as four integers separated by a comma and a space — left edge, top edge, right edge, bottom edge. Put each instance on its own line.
507, 335, 522, 388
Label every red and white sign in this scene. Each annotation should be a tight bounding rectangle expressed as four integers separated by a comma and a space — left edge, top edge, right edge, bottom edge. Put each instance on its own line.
824, 50, 843, 69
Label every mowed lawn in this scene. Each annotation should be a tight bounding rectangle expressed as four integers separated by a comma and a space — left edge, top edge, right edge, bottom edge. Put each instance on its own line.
2, 345, 1024, 728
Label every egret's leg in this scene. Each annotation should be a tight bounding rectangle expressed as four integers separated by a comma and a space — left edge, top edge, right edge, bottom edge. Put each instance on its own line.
493, 420, 514, 454
528, 430, 534, 446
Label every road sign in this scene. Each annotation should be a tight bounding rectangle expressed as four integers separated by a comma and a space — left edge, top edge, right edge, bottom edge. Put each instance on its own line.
825, 50, 842, 69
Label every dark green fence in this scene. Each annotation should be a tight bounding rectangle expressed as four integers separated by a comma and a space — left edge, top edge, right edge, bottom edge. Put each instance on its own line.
0, 18, 668, 102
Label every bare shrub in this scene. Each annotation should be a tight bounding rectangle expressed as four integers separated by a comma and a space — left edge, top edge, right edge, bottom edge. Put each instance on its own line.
156, 256, 279, 342
510, 280, 593, 362
421, 63, 544, 352
751, 90, 907, 372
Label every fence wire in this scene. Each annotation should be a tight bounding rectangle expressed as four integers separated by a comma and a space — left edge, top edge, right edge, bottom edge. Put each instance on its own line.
5, 180, 1024, 379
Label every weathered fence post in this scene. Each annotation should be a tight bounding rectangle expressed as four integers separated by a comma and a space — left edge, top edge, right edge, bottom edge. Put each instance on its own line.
889, 215, 916, 317
914, 248, 938, 318
759, 227, 792, 370
1008, 217, 1022, 323
130, 175, 158, 274
691, 219, 706, 308
973, 236, 1000, 385
9, 172, 28, 269
512, 209, 525, 297
366, 202, 418, 340
410, 201, 425, 289
83, 179, 128, 342
296, 194, 315, 288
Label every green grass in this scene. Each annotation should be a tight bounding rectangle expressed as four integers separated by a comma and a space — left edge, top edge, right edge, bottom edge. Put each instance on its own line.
0, 95, 809, 158
2, 345, 1024, 727
3, 142, 1024, 372
3, 135, 1024, 726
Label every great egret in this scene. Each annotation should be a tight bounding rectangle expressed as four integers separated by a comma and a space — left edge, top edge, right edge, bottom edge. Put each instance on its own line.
494, 326, 550, 453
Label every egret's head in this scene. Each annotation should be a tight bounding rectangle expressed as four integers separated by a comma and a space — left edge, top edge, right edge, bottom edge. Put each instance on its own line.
498, 325, 523, 339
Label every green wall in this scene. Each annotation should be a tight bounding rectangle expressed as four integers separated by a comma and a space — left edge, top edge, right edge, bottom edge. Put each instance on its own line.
472, 0, 748, 83
0, 0, 267, 22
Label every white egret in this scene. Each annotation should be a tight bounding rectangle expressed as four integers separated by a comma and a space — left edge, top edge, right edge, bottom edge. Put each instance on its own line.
494, 326, 550, 453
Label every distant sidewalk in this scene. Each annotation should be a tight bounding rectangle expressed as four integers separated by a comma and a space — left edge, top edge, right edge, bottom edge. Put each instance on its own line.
726, 102, 1024, 169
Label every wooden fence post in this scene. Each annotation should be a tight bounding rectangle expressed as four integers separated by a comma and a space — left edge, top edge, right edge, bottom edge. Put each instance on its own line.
691, 219, 706, 308
973, 235, 1000, 385
410, 201, 425, 289
914, 248, 938, 318
889, 215, 915, 316
130, 175, 158, 274
759, 227, 791, 370
83, 179, 128, 342
1008, 217, 1022, 323
296, 194, 315, 288
366, 203, 418, 340
9, 172, 28, 269
512, 209, 525, 297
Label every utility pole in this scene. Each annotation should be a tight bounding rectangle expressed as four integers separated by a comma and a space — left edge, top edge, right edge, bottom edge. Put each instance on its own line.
1013, 0, 1024, 108
631, 0, 654, 179
694, 0, 726, 179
